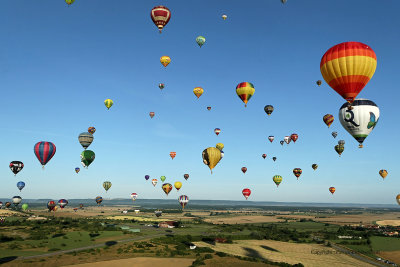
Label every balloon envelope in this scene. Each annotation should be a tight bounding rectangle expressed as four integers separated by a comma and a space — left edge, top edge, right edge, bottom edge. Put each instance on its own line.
78, 132, 94, 149
9, 161, 24, 175
34, 141, 56, 167
242, 188, 251, 200
151, 6, 171, 33
338, 99, 379, 148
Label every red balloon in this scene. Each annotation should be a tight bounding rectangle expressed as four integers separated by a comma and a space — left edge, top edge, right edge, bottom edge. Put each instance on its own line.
150, 6, 171, 33
241, 167, 247, 174
242, 188, 251, 200
290, 133, 298, 143
262, 154, 267, 159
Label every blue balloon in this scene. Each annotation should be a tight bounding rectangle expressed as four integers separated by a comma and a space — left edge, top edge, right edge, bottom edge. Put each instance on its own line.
17, 181, 25, 191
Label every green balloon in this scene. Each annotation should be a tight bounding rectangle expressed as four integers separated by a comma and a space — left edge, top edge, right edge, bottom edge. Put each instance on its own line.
81, 150, 95, 168
21, 203, 28, 211
160, 176, 166, 182
196, 36, 206, 47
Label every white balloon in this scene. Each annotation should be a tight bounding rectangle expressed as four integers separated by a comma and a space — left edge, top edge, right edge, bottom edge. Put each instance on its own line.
338, 99, 380, 147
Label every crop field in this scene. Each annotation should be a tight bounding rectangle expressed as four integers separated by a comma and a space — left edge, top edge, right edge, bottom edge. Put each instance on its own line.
194, 239, 376, 267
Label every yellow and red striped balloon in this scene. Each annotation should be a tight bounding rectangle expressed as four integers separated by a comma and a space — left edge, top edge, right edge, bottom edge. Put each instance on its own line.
320, 42, 377, 103
236, 82, 255, 107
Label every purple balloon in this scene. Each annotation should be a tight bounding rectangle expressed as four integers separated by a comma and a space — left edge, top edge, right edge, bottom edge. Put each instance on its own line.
145, 175, 150, 180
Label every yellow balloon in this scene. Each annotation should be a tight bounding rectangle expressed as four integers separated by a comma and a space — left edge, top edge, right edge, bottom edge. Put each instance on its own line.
216, 143, 224, 151
174, 181, 182, 191
236, 82, 255, 107
160, 56, 171, 67
202, 147, 222, 174
379, 170, 388, 179
104, 99, 113, 110
222, 14, 227, 20
193, 87, 204, 99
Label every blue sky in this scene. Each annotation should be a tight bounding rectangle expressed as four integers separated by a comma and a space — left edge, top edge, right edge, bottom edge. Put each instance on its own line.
0, 0, 399, 204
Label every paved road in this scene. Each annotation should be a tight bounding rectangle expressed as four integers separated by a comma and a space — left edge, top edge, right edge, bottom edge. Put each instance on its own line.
330, 243, 388, 267
17, 233, 168, 261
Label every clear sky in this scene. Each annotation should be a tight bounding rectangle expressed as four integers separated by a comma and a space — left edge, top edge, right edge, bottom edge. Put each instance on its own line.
0, 0, 399, 204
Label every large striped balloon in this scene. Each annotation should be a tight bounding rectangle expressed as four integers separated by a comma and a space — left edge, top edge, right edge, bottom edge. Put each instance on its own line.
150, 6, 171, 33
320, 42, 377, 103
236, 82, 255, 107
34, 141, 56, 168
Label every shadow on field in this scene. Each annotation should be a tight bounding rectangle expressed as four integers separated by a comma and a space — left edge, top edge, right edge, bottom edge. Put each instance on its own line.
242, 247, 266, 260
260, 245, 280, 252
105, 241, 118, 246
0, 256, 18, 264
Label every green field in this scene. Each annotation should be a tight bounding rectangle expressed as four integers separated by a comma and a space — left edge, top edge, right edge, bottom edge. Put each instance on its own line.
370, 236, 400, 251
0, 230, 125, 257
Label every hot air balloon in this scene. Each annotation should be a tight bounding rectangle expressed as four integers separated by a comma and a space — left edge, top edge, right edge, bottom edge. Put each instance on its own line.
21, 203, 28, 211
207, 106, 211, 110
34, 141, 56, 168
332, 132, 338, 138
184, 174, 189, 180
73, 208, 78, 212
145, 175, 150, 181
202, 147, 222, 174
290, 134, 298, 143
312, 164, 318, 170
0, 202, 2, 208
0, 217, 5, 224
264, 105, 274, 116
379, 170, 388, 179
281, 0, 287, 3
214, 128, 221, 136
220, 150, 224, 161
17, 181, 25, 192
242, 188, 251, 200
149, 112, 155, 119
155, 210, 162, 217
160, 176, 166, 182
335, 145, 344, 156
396, 194, 400, 205
80, 150, 95, 168
320, 42, 377, 104
12, 196, 22, 207
268, 136, 274, 143
323, 114, 334, 128
134, 210, 140, 214
262, 154, 267, 159
47, 201, 56, 211
159, 83, 165, 90
131, 193, 138, 201
193, 87, 204, 99
162, 183, 173, 196
338, 140, 345, 146
216, 143, 224, 151
5, 202, 11, 208
170, 152, 176, 160
316, 80, 322, 86
58, 199, 68, 209
104, 99, 113, 110
338, 99, 379, 148
152, 179, 158, 187
293, 168, 302, 180
284, 136, 291, 144
88, 127, 96, 134
196, 36, 206, 47
329, 187, 336, 195
103, 181, 112, 192
150, 6, 171, 33
236, 82, 255, 107
80, 203, 84, 209
78, 132, 94, 149
272, 157, 277, 161
280, 141, 284, 146
75, 167, 80, 174
273, 175, 282, 187
178, 195, 189, 210
160, 56, 171, 67
96, 196, 103, 205
241, 167, 247, 174
65, 0, 75, 5
9, 161, 24, 176
222, 14, 227, 20
174, 181, 182, 191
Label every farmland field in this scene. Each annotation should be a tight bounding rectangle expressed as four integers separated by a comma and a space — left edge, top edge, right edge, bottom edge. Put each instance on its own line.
194, 239, 376, 267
